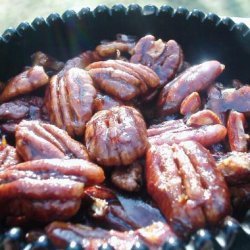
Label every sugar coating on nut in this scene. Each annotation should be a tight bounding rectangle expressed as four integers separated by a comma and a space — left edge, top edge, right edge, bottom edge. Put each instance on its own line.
85, 106, 148, 166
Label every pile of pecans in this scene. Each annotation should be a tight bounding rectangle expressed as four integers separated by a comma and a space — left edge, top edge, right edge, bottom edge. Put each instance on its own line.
0, 34, 249, 249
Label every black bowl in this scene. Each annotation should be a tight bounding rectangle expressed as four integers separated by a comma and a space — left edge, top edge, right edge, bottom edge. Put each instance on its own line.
0, 4, 250, 250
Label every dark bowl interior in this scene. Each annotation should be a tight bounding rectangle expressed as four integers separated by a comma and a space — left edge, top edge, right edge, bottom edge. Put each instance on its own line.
0, 4, 250, 250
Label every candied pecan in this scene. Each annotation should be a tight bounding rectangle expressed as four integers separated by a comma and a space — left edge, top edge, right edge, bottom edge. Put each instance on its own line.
46, 221, 176, 249
61, 50, 102, 74
131, 35, 183, 86
45, 68, 96, 137
217, 152, 250, 185
146, 141, 230, 235
180, 92, 201, 115
0, 158, 104, 225
148, 119, 227, 147
0, 137, 21, 168
0, 66, 49, 103
206, 86, 250, 118
93, 92, 122, 112
16, 120, 89, 161
158, 61, 225, 115
227, 110, 248, 152
85, 106, 148, 166
111, 161, 143, 192
31, 51, 64, 74
186, 110, 222, 126
0, 96, 48, 135
87, 60, 160, 101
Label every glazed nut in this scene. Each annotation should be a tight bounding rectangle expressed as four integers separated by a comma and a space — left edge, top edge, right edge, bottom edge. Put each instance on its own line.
158, 60, 225, 116
87, 60, 160, 101
227, 110, 249, 152
16, 120, 89, 161
85, 106, 148, 166
180, 92, 201, 115
0, 66, 49, 103
131, 35, 183, 86
186, 109, 222, 126
45, 68, 96, 137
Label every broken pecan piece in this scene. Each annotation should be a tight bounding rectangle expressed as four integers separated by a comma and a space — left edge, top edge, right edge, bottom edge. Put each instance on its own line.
217, 152, 250, 185
227, 110, 248, 152
46, 221, 176, 249
16, 120, 89, 161
180, 92, 201, 115
85, 106, 148, 166
186, 110, 222, 126
148, 119, 227, 147
31, 51, 64, 74
87, 60, 160, 101
158, 61, 225, 115
146, 141, 230, 235
111, 161, 143, 192
45, 67, 96, 137
0, 158, 104, 225
131, 35, 183, 86
0, 66, 49, 103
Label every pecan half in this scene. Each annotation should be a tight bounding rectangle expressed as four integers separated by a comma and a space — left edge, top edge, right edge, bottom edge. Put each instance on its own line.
186, 110, 222, 126
131, 35, 183, 86
0, 158, 104, 225
111, 161, 143, 192
217, 152, 250, 185
180, 92, 201, 115
85, 106, 148, 166
148, 119, 227, 147
46, 221, 176, 250
16, 120, 89, 161
146, 141, 230, 235
227, 110, 248, 152
31, 51, 64, 74
158, 61, 225, 115
45, 68, 96, 137
0, 96, 49, 135
87, 60, 160, 101
0, 66, 49, 103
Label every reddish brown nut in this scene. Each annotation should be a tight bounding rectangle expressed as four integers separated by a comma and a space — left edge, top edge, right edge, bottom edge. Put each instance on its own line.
87, 60, 160, 101
0, 137, 21, 169
61, 50, 102, 75
186, 110, 222, 126
0, 158, 104, 225
46, 221, 176, 249
31, 51, 64, 74
111, 161, 143, 192
158, 61, 225, 115
148, 119, 227, 147
131, 35, 183, 86
45, 68, 96, 137
85, 106, 148, 166
146, 141, 230, 235
93, 92, 122, 112
0, 96, 49, 135
0, 66, 49, 103
206, 86, 250, 118
180, 92, 201, 115
16, 120, 89, 161
227, 110, 248, 152
217, 152, 250, 185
